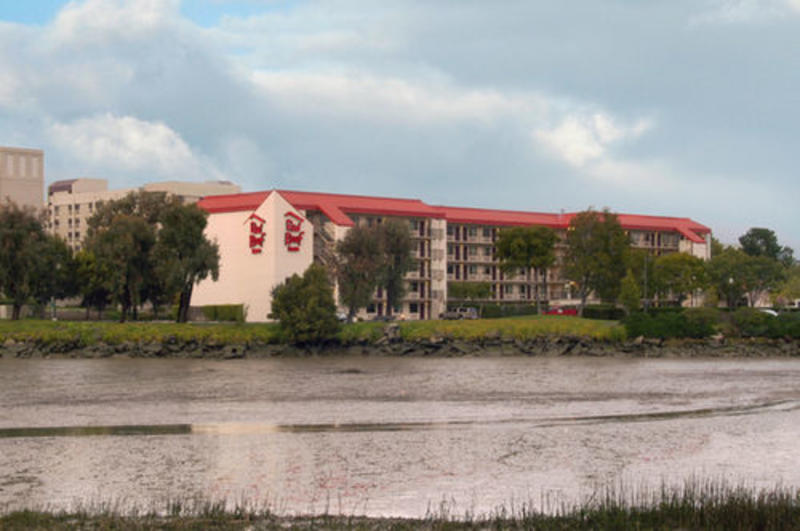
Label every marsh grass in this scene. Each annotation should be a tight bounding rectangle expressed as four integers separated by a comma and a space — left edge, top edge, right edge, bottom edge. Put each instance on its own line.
2, 480, 798, 530
0, 315, 625, 349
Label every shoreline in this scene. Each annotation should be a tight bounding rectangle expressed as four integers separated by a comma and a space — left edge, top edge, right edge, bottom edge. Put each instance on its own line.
2, 334, 800, 359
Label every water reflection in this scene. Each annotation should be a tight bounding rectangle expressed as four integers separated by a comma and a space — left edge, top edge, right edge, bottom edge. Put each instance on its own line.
1, 356, 799, 517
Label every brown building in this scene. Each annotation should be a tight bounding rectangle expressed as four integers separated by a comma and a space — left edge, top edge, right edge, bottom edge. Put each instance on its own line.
0, 146, 44, 209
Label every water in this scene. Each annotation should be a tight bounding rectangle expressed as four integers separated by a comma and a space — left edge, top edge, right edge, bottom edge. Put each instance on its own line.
1, 356, 799, 517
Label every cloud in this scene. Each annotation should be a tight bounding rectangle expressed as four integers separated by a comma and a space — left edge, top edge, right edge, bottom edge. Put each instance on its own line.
48, 114, 223, 181
533, 113, 652, 168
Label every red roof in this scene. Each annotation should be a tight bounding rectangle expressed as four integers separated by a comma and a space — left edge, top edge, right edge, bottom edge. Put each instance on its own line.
197, 189, 445, 227
197, 189, 711, 243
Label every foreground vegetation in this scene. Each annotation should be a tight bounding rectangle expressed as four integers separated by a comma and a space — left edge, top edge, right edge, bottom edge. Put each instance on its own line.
0, 314, 625, 348
2, 482, 799, 530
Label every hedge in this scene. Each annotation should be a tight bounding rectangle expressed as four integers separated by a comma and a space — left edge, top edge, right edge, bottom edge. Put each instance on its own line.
583, 304, 626, 321
200, 304, 246, 323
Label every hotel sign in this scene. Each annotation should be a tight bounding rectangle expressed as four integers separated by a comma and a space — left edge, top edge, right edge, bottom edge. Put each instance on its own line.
247, 213, 266, 254
284, 211, 305, 252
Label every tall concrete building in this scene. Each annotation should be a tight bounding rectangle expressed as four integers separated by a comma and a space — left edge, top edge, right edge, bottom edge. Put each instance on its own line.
47, 178, 241, 251
0, 146, 44, 209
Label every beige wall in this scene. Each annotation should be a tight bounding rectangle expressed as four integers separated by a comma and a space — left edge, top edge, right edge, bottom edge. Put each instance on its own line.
192, 192, 313, 322
0, 146, 44, 209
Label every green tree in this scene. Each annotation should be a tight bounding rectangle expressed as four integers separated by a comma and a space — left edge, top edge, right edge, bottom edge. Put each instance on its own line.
29, 235, 78, 317
739, 227, 794, 267
448, 282, 492, 302
153, 203, 220, 322
75, 249, 112, 319
707, 248, 749, 308
376, 220, 414, 316
773, 265, 800, 307
335, 225, 383, 321
619, 269, 641, 315
627, 248, 656, 309
739, 255, 785, 307
270, 263, 340, 343
87, 214, 156, 322
564, 208, 630, 314
495, 225, 557, 314
87, 190, 178, 238
0, 202, 47, 320
652, 252, 707, 305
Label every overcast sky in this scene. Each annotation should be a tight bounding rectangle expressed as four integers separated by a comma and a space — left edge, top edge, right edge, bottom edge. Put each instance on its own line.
1, 0, 798, 248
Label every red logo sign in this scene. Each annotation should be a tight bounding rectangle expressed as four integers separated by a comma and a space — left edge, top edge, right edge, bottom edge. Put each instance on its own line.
247, 214, 266, 254
284, 211, 304, 252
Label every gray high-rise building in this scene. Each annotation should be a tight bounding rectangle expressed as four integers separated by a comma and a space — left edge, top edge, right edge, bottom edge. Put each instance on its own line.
0, 146, 44, 209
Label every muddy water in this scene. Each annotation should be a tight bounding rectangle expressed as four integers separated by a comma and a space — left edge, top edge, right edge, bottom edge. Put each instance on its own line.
1, 356, 799, 517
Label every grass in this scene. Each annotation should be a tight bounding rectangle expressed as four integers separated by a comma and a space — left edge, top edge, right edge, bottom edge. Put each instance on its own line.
0, 314, 626, 349
1, 481, 798, 529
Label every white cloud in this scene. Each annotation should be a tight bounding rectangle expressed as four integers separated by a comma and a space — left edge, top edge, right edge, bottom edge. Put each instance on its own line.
48, 114, 223, 181
533, 113, 652, 168
689, 0, 789, 25
49, 0, 180, 45
250, 70, 548, 125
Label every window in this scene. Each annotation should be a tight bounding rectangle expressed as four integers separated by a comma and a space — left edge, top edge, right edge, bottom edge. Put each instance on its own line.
409, 303, 419, 313
469, 246, 478, 256
410, 282, 419, 292
367, 304, 376, 313
88, 203, 93, 212
410, 219, 419, 230
447, 244, 454, 255
68, 205, 73, 214
447, 225, 454, 236
483, 227, 491, 237
68, 219, 72, 227
54, 206, 60, 215
75, 204, 80, 213
75, 231, 80, 240
54, 219, 60, 227
469, 265, 477, 274
447, 265, 454, 274
484, 266, 491, 275
75, 219, 80, 227
483, 246, 492, 256
504, 285, 514, 294
468, 226, 478, 237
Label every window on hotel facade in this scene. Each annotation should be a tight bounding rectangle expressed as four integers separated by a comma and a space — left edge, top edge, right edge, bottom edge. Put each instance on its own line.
75, 204, 80, 213
68, 205, 72, 214
483, 246, 492, 256
410, 282, 418, 292
469, 246, 478, 256
504, 285, 514, 294
75, 219, 80, 227
54, 206, 59, 215
367, 304, 376, 313
447, 244, 454, 255
469, 265, 477, 275
88, 203, 93, 212
410, 219, 419, 230
409, 303, 419, 314
447, 265, 454, 274
54, 219, 59, 227
447, 225, 454, 236
468, 227, 478, 238
68, 219, 72, 227
484, 266, 491, 275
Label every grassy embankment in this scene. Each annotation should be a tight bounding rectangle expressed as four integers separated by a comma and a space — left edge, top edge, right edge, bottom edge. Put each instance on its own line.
0, 315, 625, 348
1, 482, 798, 529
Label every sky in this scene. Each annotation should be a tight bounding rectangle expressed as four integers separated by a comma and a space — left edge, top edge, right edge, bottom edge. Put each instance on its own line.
1, 0, 798, 249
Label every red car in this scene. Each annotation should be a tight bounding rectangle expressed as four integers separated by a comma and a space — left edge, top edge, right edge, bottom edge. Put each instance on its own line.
544, 307, 578, 316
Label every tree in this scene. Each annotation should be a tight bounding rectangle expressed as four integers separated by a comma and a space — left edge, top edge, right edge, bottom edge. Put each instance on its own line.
29, 234, 78, 317
335, 225, 382, 321
447, 282, 492, 302
87, 190, 179, 238
564, 208, 630, 314
495, 226, 557, 313
773, 265, 800, 307
153, 202, 220, 322
270, 263, 340, 344
87, 214, 156, 322
739, 227, 794, 267
627, 248, 656, 309
707, 248, 749, 308
619, 269, 641, 315
652, 252, 707, 305
0, 202, 47, 320
75, 249, 112, 320
739, 255, 785, 307
376, 220, 414, 316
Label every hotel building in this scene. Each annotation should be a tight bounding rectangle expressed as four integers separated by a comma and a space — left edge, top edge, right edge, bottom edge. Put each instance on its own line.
0, 146, 44, 209
192, 189, 711, 322
47, 178, 241, 251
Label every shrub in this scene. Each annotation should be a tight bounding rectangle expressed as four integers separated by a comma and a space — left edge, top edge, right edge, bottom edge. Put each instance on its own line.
479, 304, 539, 319
731, 308, 771, 337
201, 304, 245, 323
682, 307, 721, 338
624, 308, 717, 339
583, 304, 625, 320
269, 264, 340, 344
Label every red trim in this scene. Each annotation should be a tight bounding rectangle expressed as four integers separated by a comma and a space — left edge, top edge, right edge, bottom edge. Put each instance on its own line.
197, 189, 710, 243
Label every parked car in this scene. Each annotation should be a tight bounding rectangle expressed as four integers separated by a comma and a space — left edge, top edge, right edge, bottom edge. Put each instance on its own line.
440, 307, 479, 320
543, 306, 578, 316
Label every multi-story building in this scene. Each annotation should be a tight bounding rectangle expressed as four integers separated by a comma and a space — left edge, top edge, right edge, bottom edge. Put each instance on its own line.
0, 146, 44, 209
47, 178, 241, 251
192, 189, 711, 322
